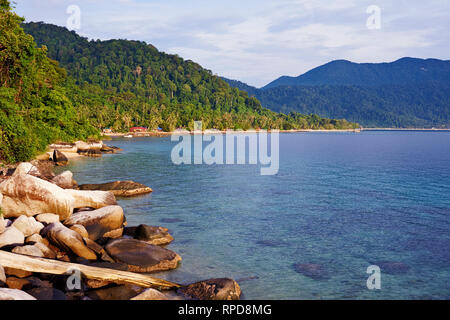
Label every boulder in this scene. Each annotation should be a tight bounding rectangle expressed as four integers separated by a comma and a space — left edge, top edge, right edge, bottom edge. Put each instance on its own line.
131, 288, 169, 300
35, 213, 60, 224
27, 287, 67, 300
103, 228, 123, 239
12, 162, 41, 177
0, 288, 37, 300
11, 216, 44, 237
51, 171, 76, 189
65, 189, 117, 210
0, 215, 5, 235
0, 226, 25, 249
0, 174, 116, 219
69, 224, 89, 239
12, 245, 44, 258
0, 174, 73, 219
33, 242, 56, 259
105, 239, 181, 273
78, 181, 152, 197
64, 206, 124, 241
29, 160, 56, 180
53, 150, 68, 166
0, 265, 5, 285
87, 285, 144, 300
42, 222, 97, 260
25, 234, 44, 244
178, 278, 242, 300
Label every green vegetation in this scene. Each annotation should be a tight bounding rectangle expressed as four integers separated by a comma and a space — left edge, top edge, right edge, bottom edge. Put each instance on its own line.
0, 1, 97, 163
0, 1, 358, 163
23, 22, 358, 133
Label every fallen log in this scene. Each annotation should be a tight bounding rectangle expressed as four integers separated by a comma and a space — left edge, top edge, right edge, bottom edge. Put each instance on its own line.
0, 251, 180, 289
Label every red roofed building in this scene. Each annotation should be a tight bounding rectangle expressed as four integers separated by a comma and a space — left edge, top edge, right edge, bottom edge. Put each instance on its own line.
129, 126, 147, 133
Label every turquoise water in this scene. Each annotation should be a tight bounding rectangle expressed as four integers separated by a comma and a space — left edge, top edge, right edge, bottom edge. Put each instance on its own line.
61, 131, 450, 299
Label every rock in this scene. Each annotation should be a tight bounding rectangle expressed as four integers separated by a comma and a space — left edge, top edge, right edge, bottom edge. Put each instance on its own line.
27, 287, 67, 300
0, 215, 5, 235
87, 285, 144, 300
3, 267, 32, 278
69, 224, 89, 239
6, 277, 30, 290
103, 228, 123, 239
66, 189, 117, 210
0, 174, 117, 219
25, 277, 53, 289
83, 238, 114, 263
293, 263, 329, 280
29, 160, 56, 180
0, 174, 74, 219
42, 222, 97, 260
78, 181, 152, 197
64, 206, 124, 241
178, 278, 242, 300
12, 162, 41, 177
11, 216, 44, 237
0, 288, 37, 300
0, 226, 25, 249
53, 150, 68, 166
125, 225, 174, 246
0, 265, 5, 285
130, 288, 169, 300
105, 239, 181, 273
372, 261, 410, 275
12, 245, 44, 258
25, 234, 44, 244
33, 242, 56, 259
100, 145, 122, 154
35, 213, 60, 224
51, 171, 76, 189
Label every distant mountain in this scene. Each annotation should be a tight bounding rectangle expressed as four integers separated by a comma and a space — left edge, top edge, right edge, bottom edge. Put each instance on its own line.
263, 58, 450, 89
224, 58, 450, 128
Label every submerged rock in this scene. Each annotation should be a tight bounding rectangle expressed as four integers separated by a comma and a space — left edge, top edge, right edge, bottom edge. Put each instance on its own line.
78, 181, 152, 197
178, 278, 242, 300
124, 225, 174, 246
372, 261, 410, 274
105, 238, 181, 273
293, 263, 330, 280
0, 288, 37, 300
64, 205, 124, 241
42, 222, 97, 260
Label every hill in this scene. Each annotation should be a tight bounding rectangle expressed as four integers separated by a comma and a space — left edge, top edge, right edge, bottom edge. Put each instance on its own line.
223, 58, 450, 128
22, 22, 357, 134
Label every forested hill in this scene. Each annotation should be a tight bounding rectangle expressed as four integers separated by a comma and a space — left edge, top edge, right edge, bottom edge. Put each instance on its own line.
223, 58, 450, 128
263, 58, 450, 89
22, 22, 357, 134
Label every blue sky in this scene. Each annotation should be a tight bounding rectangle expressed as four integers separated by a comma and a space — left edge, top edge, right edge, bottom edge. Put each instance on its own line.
14, 0, 450, 87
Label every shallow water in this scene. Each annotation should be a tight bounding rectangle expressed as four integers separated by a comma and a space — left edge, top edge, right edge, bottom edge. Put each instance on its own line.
61, 131, 450, 299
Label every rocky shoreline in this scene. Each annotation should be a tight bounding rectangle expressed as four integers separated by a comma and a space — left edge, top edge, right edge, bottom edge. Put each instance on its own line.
0, 142, 241, 300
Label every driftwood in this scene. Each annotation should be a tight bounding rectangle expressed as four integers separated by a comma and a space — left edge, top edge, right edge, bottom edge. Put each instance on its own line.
0, 251, 180, 289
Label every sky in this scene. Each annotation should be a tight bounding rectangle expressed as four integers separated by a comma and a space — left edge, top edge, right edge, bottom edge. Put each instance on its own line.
13, 0, 450, 87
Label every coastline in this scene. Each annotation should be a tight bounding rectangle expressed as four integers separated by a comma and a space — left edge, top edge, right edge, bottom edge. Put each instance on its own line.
0, 143, 242, 300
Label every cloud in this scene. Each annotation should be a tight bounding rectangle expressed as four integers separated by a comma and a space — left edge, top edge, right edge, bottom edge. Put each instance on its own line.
14, 0, 450, 87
